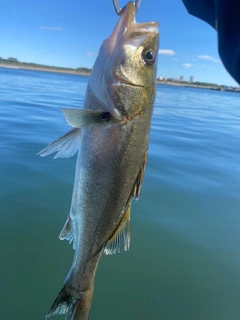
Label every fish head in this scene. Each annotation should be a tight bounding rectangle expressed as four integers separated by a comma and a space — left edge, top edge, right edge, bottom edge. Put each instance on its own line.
89, 1, 159, 120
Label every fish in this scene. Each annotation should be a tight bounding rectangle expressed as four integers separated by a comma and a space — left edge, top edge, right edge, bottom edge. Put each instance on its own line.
38, 1, 159, 319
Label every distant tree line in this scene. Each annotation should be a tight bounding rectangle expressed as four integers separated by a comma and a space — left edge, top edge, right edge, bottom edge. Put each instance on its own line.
76, 67, 92, 73
0, 58, 92, 74
194, 81, 224, 88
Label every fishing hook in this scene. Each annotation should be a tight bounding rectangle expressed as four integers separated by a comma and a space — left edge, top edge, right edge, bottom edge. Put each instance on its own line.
112, 0, 141, 15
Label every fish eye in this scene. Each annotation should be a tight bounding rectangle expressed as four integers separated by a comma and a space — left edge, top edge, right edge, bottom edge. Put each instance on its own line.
142, 49, 155, 65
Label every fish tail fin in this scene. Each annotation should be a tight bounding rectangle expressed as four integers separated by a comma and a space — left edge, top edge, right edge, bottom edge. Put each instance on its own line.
46, 285, 94, 320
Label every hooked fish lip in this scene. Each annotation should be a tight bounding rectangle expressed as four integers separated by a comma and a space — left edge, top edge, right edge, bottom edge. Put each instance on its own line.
105, 1, 159, 56
119, 3, 159, 35
136, 21, 159, 35
119, 2, 136, 26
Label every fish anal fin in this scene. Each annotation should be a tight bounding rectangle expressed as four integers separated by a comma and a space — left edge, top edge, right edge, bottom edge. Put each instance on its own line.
104, 202, 131, 255
38, 128, 81, 159
132, 151, 148, 200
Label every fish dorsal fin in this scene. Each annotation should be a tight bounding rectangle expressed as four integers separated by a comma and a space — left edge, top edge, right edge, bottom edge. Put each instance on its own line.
58, 216, 76, 250
132, 151, 148, 200
104, 202, 131, 255
38, 128, 81, 159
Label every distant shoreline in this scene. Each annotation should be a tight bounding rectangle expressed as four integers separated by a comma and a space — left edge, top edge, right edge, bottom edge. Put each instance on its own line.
0, 62, 91, 77
0, 62, 239, 92
156, 80, 224, 91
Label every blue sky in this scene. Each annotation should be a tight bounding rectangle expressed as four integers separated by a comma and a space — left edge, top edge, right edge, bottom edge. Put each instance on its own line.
0, 0, 238, 86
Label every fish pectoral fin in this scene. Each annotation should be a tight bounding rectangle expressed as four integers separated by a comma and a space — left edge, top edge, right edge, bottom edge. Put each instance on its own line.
132, 151, 148, 200
38, 108, 115, 159
104, 202, 131, 255
37, 128, 81, 159
58, 216, 75, 246
60, 108, 113, 128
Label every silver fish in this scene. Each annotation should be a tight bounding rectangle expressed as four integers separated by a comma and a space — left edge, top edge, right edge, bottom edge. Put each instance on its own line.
39, 1, 159, 319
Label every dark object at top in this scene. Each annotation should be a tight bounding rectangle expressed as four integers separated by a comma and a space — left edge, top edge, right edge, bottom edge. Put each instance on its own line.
182, 0, 240, 85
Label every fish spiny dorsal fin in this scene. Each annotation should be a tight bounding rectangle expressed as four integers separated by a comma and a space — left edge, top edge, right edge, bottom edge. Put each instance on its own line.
132, 151, 148, 199
104, 202, 131, 255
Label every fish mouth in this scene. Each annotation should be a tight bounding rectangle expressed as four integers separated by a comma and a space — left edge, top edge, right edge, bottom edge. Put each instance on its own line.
119, 2, 159, 37
105, 1, 159, 85
89, 1, 159, 121
107, 2, 158, 55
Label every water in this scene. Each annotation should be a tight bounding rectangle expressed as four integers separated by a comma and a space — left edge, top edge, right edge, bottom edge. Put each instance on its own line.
1, 67, 240, 320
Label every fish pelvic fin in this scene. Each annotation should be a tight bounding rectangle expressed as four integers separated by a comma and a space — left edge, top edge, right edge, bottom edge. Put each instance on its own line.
104, 201, 131, 255
58, 216, 77, 250
38, 128, 81, 159
38, 108, 115, 159
46, 285, 94, 320
59, 216, 74, 245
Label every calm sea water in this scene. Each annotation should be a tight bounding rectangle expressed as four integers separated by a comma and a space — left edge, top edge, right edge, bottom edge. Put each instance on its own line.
1, 67, 240, 320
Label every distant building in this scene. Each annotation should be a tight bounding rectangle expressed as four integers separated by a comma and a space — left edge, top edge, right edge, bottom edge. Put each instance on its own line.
190, 76, 194, 83
8, 57, 18, 62
180, 75, 184, 81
